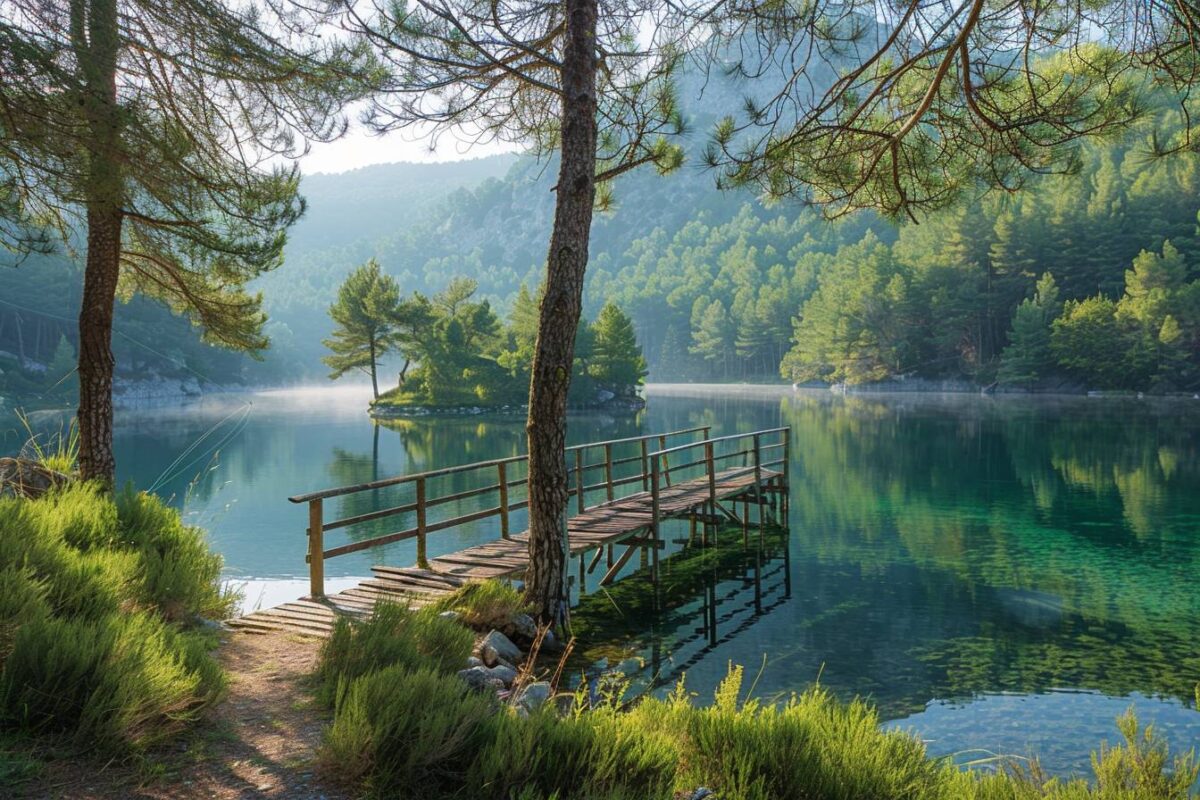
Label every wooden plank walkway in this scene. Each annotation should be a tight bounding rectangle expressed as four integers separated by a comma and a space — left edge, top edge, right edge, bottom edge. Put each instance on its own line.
427, 467, 780, 579
227, 427, 790, 637
227, 567, 466, 636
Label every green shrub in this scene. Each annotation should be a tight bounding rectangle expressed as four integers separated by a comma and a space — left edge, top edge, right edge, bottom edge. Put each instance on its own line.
0, 568, 50, 665
0, 485, 231, 755
321, 666, 495, 795
116, 487, 232, 620
315, 602, 474, 708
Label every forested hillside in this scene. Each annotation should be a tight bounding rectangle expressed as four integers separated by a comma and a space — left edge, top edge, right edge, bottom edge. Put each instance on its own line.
6, 107, 1200, 399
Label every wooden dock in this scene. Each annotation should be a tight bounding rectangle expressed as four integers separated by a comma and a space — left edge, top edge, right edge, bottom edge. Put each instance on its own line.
227, 426, 790, 636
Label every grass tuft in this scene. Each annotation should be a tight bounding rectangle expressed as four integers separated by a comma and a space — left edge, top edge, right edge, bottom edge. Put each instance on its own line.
429, 580, 530, 630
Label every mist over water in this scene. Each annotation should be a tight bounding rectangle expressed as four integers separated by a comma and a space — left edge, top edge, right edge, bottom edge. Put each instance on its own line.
100, 385, 1200, 778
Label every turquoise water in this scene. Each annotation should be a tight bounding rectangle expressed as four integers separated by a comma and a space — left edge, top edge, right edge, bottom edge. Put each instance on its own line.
7, 384, 1198, 778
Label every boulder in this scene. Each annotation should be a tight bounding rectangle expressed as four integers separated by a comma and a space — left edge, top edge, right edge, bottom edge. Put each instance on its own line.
0, 458, 71, 500
438, 610, 462, 622
516, 681, 551, 712
504, 613, 539, 642
485, 664, 519, 687
480, 630, 522, 666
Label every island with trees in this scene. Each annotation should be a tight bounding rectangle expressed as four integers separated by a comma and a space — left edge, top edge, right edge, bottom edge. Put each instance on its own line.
322, 263, 648, 415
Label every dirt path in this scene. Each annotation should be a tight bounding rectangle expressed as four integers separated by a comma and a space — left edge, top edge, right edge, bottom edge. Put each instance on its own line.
25, 630, 349, 800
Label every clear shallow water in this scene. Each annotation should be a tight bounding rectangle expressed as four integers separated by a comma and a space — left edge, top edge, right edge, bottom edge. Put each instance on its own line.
8, 384, 1198, 778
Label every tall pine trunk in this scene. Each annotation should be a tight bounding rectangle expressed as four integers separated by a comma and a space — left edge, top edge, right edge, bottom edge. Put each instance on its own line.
74, 0, 124, 485
369, 339, 379, 400
523, 0, 597, 625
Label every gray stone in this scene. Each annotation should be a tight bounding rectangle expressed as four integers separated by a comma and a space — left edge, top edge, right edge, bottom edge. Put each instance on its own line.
485, 664, 518, 686
516, 681, 551, 711
506, 612, 539, 641
689, 789, 716, 800
457, 666, 505, 693
480, 630, 522, 666
438, 610, 462, 622
465, 656, 483, 668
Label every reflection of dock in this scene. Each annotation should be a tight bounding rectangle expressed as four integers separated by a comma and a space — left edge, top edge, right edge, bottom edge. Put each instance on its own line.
571, 524, 792, 691
228, 427, 790, 636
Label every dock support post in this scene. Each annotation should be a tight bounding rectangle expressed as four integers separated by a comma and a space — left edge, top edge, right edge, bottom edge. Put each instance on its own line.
308, 499, 324, 598
416, 477, 428, 569
498, 462, 510, 540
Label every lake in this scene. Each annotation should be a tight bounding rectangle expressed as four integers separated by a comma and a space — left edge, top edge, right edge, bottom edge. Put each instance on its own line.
9, 384, 1199, 778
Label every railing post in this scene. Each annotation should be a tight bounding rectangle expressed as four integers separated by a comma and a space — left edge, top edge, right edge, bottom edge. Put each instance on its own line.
308, 498, 324, 598
753, 433, 764, 536
604, 443, 615, 502
640, 439, 649, 491
705, 440, 716, 507
650, 455, 661, 581
497, 461, 510, 540
575, 448, 585, 514
416, 477, 428, 569
782, 428, 791, 516
658, 435, 672, 487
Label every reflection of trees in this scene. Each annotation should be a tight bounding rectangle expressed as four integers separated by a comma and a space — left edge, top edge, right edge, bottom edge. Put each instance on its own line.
771, 393, 1200, 709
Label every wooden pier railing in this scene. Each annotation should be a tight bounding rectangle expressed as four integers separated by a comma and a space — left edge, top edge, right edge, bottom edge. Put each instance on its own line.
289, 426, 713, 597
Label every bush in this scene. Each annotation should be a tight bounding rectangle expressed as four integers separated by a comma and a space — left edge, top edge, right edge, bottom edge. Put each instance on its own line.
321, 666, 495, 794
315, 602, 474, 707
0, 485, 231, 755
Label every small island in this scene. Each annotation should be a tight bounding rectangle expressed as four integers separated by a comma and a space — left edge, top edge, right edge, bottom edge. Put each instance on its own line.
322, 262, 648, 416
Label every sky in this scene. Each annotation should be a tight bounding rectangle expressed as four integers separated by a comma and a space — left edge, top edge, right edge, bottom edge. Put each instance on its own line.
298, 111, 519, 174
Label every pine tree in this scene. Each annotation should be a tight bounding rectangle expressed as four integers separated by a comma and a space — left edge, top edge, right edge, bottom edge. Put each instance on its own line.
999, 273, 1062, 385
323, 261, 400, 400
690, 299, 735, 380
340, 0, 687, 623
0, 0, 368, 482
589, 302, 647, 396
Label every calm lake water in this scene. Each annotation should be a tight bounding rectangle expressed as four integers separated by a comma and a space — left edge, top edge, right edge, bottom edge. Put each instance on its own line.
8, 384, 1199, 777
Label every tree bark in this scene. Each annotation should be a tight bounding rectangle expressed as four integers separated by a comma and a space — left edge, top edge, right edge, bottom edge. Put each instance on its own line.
369, 338, 380, 399
523, 0, 598, 626
74, 0, 124, 485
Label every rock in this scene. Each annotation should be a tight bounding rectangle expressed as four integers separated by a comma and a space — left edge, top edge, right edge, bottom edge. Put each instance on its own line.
0, 457, 71, 499
465, 656, 483, 668
457, 666, 506, 693
689, 788, 716, 800
505, 613, 539, 642
485, 664, 518, 686
595, 389, 615, 403
438, 610, 462, 622
480, 630, 522, 666
516, 681, 551, 711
